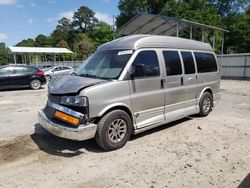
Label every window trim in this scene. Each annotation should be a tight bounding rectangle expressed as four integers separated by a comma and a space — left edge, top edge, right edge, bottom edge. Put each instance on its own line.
162, 49, 183, 77
194, 51, 218, 73
180, 51, 196, 75
130, 49, 161, 79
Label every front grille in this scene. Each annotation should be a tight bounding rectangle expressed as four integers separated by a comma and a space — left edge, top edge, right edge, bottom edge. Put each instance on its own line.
48, 95, 61, 104
44, 95, 88, 128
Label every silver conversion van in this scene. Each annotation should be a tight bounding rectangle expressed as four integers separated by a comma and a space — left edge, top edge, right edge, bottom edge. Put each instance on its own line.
38, 35, 220, 151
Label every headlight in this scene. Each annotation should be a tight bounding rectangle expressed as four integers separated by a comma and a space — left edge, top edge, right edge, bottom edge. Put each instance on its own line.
60, 96, 88, 107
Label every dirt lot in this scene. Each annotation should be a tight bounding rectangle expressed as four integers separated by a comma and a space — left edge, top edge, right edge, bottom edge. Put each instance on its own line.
0, 80, 249, 188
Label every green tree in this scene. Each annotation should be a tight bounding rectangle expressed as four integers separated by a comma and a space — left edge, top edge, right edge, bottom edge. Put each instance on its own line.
90, 22, 116, 48
35, 34, 52, 47
73, 33, 94, 60
57, 40, 70, 49
0, 43, 7, 65
57, 17, 73, 31
16, 38, 35, 47
224, 8, 250, 53
116, 0, 223, 28
72, 6, 99, 33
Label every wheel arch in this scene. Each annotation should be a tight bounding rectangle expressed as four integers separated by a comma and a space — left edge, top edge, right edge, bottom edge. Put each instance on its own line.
97, 103, 135, 129
199, 87, 214, 106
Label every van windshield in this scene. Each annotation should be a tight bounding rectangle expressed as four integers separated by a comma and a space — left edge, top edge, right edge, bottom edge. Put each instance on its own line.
76, 49, 133, 79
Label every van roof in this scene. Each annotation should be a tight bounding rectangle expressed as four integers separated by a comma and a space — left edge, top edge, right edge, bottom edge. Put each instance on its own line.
98, 35, 213, 52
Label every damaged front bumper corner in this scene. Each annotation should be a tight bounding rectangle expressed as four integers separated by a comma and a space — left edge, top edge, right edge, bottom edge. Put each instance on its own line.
38, 110, 97, 141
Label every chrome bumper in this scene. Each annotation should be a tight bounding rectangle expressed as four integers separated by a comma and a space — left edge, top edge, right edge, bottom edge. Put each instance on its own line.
38, 110, 97, 141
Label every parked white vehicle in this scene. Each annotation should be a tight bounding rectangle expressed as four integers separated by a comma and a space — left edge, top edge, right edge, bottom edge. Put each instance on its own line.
44, 66, 74, 81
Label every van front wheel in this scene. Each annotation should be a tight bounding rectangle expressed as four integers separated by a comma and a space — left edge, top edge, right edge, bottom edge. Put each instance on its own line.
199, 92, 212, 117
95, 110, 132, 151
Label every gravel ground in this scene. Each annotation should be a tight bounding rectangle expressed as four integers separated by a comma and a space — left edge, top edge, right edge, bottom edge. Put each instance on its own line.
0, 80, 249, 188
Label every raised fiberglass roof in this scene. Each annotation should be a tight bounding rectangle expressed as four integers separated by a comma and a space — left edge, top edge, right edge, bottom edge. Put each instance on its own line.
98, 34, 213, 52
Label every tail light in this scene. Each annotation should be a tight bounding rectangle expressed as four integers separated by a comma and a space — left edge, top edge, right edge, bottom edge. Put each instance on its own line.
36, 71, 44, 75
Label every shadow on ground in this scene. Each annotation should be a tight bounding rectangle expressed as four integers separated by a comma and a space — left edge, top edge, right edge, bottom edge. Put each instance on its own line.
131, 117, 193, 140
0, 86, 46, 92
32, 117, 193, 157
238, 173, 250, 188
31, 124, 103, 157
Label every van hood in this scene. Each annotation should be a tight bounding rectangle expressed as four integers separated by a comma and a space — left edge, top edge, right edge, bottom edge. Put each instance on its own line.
48, 75, 106, 95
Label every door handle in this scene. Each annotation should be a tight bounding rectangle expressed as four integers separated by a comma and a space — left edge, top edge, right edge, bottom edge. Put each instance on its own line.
160, 79, 165, 89
181, 77, 183, 86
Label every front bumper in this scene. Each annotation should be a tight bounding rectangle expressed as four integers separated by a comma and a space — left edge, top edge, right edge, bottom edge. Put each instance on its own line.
38, 110, 97, 141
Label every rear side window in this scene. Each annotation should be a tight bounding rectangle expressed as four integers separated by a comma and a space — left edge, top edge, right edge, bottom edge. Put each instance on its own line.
53, 67, 61, 72
194, 52, 217, 73
132, 50, 160, 77
163, 51, 182, 76
13, 67, 28, 74
0, 67, 13, 76
181, 51, 195, 74
61, 67, 71, 70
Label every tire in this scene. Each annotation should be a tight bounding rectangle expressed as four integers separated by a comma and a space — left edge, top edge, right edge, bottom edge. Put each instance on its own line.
30, 79, 41, 90
198, 92, 213, 117
95, 110, 133, 151
45, 75, 51, 82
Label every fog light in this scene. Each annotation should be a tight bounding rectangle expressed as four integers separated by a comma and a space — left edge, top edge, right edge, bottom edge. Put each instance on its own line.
55, 111, 80, 125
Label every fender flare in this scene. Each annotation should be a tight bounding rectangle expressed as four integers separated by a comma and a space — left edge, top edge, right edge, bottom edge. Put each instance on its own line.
97, 103, 135, 128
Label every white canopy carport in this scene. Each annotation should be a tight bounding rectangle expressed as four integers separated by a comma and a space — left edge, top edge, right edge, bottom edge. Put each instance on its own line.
8, 47, 73, 54
7, 46, 73, 65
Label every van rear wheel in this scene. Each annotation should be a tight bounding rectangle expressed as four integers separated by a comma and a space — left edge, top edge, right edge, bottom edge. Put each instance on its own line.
95, 110, 132, 151
199, 92, 212, 117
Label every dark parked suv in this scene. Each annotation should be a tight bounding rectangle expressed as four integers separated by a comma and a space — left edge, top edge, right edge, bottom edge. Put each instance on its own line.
0, 66, 46, 90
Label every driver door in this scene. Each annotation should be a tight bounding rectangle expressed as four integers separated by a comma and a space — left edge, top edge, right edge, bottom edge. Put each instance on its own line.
129, 50, 165, 129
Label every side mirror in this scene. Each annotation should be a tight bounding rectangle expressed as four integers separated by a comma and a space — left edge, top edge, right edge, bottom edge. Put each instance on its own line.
131, 64, 145, 78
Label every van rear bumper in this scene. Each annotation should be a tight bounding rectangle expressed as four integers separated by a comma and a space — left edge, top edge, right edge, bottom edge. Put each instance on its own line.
213, 93, 221, 107
38, 110, 97, 141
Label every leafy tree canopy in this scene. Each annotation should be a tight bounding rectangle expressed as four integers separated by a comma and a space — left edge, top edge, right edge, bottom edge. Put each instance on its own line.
72, 6, 99, 33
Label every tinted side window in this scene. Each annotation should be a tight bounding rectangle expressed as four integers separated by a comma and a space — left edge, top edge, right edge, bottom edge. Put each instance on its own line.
0, 67, 13, 76
181, 51, 195, 74
61, 67, 70, 70
133, 51, 160, 77
163, 51, 182, 76
26, 68, 36, 73
13, 67, 28, 74
194, 52, 217, 73
53, 67, 61, 72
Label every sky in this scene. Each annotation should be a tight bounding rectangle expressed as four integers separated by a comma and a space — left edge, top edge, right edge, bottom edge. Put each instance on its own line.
0, 0, 120, 46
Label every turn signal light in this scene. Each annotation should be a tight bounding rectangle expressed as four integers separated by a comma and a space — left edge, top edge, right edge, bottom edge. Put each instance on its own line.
55, 111, 80, 125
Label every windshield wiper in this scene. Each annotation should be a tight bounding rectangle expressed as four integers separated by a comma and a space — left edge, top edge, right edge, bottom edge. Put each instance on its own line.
79, 73, 99, 78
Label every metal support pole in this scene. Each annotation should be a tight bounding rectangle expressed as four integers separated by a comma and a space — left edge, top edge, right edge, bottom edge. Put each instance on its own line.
176, 20, 179, 37
35, 54, 38, 67
212, 31, 215, 49
190, 25, 193, 40
14, 54, 16, 65
221, 32, 224, 54
202, 28, 205, 42
54, 54, 56, 66
24, 53, 27, 65
220, 32, 225, 65
243, 55, 247, 79
22, 53, 24, 64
